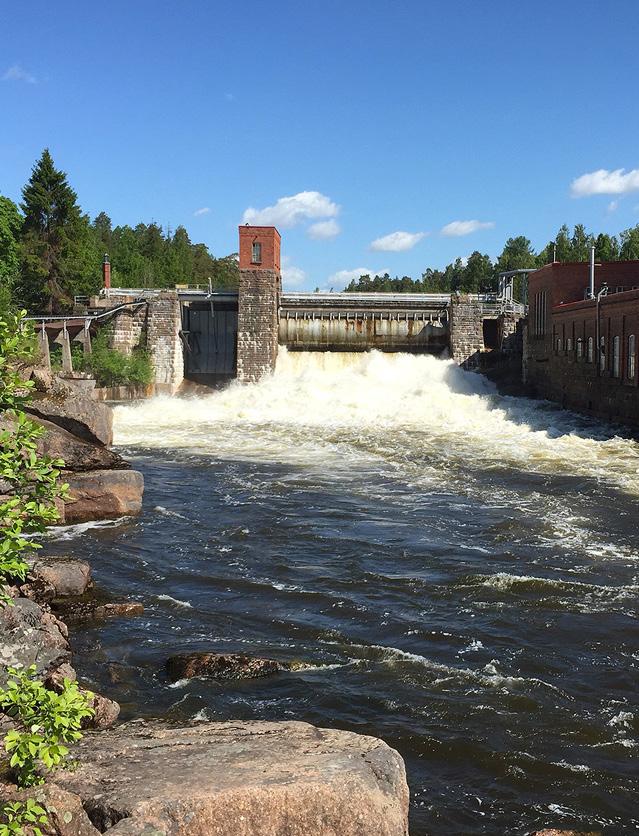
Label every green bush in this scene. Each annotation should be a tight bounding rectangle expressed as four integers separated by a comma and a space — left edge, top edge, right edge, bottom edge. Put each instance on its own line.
0, 311, 67, 605
82, 333, 153, 388
0, 799, 48, 836
0, 665, 94, 787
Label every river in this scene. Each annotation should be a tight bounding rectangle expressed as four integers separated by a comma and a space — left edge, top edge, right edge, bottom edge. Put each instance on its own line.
47, 350, 638, 834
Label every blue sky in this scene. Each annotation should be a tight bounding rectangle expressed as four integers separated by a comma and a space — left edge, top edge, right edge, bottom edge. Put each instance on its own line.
1, 0, 638, 289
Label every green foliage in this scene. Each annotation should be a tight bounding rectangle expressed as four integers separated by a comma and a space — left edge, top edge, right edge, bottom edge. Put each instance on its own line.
0, 798, 48, 836
0, 311, 67, 604
348, 223, 639, 298
74, 333, 153, 388
0, 197, 22, 312
15, 149, 101, 314
0, 666, 94, 787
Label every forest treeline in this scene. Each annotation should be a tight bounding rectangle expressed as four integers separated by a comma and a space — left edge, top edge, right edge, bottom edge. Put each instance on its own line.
0, 149, 239, 314
3, 150, 639, 312
345, 225, 639, 294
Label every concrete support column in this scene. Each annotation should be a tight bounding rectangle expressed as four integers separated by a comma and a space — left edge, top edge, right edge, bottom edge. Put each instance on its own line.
38, 325, 51, 371
236, 269, 281, 383
61, 326, 73, 373
81, 322, 92, 356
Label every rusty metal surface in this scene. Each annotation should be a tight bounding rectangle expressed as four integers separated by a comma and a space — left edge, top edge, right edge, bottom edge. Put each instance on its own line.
279, 312, 448, 352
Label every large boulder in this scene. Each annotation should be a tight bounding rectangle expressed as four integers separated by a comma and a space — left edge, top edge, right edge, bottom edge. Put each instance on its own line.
64, 470, 144, 523
0, 413, 126, 473
55, 720, 409, 836
0, 597, 70, 688
30, 557, 93, 598
166, 651, 290, 682
27, 378, 113, 446
38, 416, 127, 472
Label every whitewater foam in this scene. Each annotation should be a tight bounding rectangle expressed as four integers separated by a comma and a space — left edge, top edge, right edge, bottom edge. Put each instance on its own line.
113, 349, 639, 499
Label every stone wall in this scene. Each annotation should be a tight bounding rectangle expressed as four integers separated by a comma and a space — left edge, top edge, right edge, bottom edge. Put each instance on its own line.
237, 268, 281, 383
448, 298, 485, 366
102, 306, 147, 355
449, 298, 524, 368
146, 292, 184, 393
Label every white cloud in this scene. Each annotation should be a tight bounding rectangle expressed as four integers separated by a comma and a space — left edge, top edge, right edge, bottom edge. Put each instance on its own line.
370, 230, 426, 252
326, 267, 389, 291
307, 219, 340, 240
281, 255, 306, 288
440, 219, 495, 237
2, 64, 37, 84
193, 207, 211, 217
607, 200, 619, 214
242, 190, 339, 228
571, 168, 639, 197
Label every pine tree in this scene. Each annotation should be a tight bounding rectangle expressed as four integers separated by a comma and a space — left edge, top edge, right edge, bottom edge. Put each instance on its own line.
0, 196, 22, 311
17, 149, 100, 313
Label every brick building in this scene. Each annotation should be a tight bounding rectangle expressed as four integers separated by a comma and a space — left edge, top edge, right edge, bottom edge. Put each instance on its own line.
525, 261, 639, 427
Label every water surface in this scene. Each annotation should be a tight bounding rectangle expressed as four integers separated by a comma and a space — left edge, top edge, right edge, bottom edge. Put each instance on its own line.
48, 351, 638, 834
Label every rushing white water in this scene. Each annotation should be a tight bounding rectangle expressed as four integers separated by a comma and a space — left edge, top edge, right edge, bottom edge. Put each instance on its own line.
114, 349, 639, 497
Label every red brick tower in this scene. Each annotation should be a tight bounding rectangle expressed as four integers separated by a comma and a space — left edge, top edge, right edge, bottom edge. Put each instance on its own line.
239, 226, 281, 271
236, 226, 282, 382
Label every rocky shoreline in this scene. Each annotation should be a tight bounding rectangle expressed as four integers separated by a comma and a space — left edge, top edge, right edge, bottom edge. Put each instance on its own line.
1, 373, 411, 835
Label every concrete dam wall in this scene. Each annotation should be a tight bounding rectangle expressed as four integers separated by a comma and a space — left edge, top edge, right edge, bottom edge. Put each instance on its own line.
279, 292, 449, 353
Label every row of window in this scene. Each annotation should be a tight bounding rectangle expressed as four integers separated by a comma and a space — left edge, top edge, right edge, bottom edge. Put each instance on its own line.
555, 334, 636, 379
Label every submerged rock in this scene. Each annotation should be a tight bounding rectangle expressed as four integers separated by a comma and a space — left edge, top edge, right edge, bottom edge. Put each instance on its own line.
165, 651, 290, 682
53, 594, 144, 624
533, 831, 602, 836
64, 469, 144, 523
55, 719, 409, 835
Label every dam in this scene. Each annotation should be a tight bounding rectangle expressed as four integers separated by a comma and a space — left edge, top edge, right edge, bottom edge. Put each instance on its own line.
31, 225, 525, 391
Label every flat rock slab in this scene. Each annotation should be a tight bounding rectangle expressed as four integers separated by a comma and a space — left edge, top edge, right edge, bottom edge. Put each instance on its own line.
65, 469, 144, 523
56, 720, 409, 836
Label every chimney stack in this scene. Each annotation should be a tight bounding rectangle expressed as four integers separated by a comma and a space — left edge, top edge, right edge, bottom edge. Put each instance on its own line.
102, 253, 111, 290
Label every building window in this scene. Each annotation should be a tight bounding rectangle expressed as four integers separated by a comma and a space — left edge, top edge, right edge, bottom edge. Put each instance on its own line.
576, 338, 583, 359
599, 336, 606, 373
566, 338, 572, 352
587, 336, 594, 363
555, 337, 562, 353
534, 290, 548, 337
627, 335, 636, 380
612, 336, 621, 378
252, 242, 262, 264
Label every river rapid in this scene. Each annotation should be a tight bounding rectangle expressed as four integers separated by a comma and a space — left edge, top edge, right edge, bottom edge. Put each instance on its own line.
47, 350, 638, 834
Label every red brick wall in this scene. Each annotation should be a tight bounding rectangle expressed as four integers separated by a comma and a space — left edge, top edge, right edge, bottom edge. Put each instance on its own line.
239, 226, 281, 271
529, 261, 639, 308
525, 280, 639, 426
